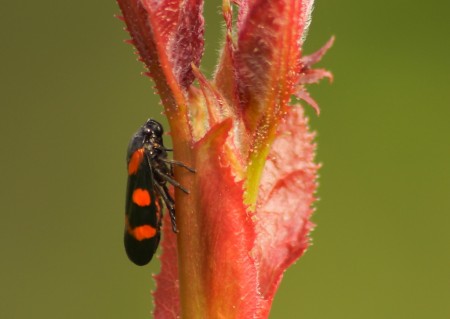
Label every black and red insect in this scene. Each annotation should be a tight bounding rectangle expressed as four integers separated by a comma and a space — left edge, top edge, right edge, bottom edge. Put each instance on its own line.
124, 119, 194, 266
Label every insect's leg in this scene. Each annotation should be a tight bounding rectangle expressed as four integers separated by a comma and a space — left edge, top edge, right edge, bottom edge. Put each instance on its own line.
154, 183, 178, 233
160, 158, 196, 173
153, 145, 173, 152
153, 167, 190, 194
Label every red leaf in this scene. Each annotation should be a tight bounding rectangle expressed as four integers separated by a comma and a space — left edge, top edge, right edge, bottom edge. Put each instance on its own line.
117, 1, 332, 317
295, 36, 335, 113
301, 35, 335, 68
117, 0, 204, 100
236, 0, 299, 109
141, 0, 205, 88
153, 212, 180, 319
229, 1, 318, 207
214, 0, 240, 110
175, 119, 261, 318
235, 0, 313, 131
295, 88, 321, 115
299, 36, 335, 85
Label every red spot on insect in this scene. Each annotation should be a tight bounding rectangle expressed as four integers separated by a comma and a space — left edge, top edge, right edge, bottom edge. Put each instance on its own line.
132, 188, 151, 207
131, 225, 157, 241
128, 149, 144, 175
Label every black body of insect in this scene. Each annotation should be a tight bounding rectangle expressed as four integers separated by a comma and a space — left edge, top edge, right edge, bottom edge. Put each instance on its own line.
124, 119, 194, 266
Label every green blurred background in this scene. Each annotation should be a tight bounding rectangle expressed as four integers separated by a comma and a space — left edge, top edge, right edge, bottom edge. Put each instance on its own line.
1, 1, 449, 318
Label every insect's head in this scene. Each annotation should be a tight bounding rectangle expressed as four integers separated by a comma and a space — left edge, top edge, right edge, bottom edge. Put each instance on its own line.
143, 119, 164, 138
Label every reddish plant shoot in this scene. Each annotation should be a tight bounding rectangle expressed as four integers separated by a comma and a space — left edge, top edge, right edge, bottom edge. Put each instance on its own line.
117, 0, 333, 318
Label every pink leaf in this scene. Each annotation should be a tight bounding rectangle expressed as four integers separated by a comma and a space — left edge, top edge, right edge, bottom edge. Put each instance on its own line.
254, 106, 319, 310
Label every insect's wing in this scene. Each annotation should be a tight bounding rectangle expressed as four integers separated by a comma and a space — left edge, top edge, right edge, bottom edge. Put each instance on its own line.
124, 149, 162, 266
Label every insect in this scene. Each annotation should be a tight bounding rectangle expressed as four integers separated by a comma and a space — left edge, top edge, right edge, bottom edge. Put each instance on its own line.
124, 119, 195, 266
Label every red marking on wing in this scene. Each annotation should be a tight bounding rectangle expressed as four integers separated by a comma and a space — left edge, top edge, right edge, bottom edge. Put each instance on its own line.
128, 149, 144, 175
132, 188, 152, 207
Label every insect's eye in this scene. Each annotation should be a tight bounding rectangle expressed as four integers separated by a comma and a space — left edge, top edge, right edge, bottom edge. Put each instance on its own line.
150, 121, 163, 136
